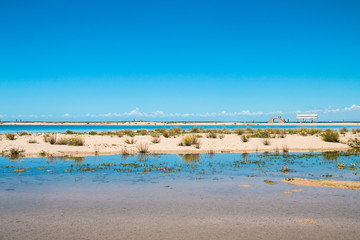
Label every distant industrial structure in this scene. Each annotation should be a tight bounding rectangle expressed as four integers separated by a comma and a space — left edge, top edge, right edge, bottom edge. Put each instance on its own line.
267, 114, 319, 123
267, 116, 286, 123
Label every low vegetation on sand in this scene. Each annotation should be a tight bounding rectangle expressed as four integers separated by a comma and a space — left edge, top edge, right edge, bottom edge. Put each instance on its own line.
348, 138, 360, 149
179, 134, 199, 146
28, 139, 38, 144
56, 136, 85, 146
44, 134, 57, 144
124, 138, 136, 144
151, 137, 161, 144
6, 148, 25, 160
262, 139, 271, 146
5, 133, 16, 140
136, 143, 149, 153
18, 131, 30, 136
206, 130, 218, 138
322, 129, 339, 142
241, 135, 249, 142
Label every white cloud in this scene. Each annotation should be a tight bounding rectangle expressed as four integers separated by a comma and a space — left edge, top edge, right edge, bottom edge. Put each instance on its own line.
98, 108, 268, 118
298, 104, 360, 114
58, 104, 360, 120
18, 114, 38, 118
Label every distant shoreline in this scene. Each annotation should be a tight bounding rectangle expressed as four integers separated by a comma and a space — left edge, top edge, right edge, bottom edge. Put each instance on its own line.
1, 121, 360, 126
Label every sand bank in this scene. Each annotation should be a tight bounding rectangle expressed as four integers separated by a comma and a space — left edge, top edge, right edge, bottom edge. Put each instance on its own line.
283, 178, 360, 190
0, 132, 353, 158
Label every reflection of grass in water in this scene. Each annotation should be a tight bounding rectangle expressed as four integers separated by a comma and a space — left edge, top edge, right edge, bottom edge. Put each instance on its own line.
46, 156, 85, 164
322, 151, 340, 161
178, 154, 201, 163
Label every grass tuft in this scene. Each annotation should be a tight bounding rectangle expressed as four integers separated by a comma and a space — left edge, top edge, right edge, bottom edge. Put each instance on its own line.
8, 148, 25, 160
136, 143, 149, 153
44, 134, 57, 144
322, 129, 339, 142
151, 137, 161, 144
28, 139, 38, 144
56, 136, 85, 146
180, 134, 199, 146
124, 138, 136, 144
241, 135, 249, 143
5, 133, 16, 140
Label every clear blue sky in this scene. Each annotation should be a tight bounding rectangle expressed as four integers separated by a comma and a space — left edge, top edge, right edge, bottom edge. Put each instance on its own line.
1, 0, 359, 121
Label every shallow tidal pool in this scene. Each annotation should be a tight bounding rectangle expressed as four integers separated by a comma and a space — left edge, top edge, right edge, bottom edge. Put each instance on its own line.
1, 152, 360, 240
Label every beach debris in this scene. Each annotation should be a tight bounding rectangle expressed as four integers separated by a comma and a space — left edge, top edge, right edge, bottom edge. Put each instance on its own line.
264, 180, 276, 185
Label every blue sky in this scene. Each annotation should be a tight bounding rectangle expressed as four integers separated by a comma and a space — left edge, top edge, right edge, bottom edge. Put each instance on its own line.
1, 0, 359, 121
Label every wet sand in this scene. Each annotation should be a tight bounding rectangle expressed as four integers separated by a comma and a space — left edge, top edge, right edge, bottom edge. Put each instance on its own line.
1, 177, 360, 240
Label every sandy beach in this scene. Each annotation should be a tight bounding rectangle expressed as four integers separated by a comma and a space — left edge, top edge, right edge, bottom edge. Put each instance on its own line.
1, 130, 357, 158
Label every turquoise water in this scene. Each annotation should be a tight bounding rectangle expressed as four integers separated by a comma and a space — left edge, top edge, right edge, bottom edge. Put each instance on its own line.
0, 124, 359, 133
1, 153, 359, 185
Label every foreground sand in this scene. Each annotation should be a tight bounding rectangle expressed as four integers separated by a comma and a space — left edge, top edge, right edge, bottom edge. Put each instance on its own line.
0, 132, 355, 157
283, 178, 360, 190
